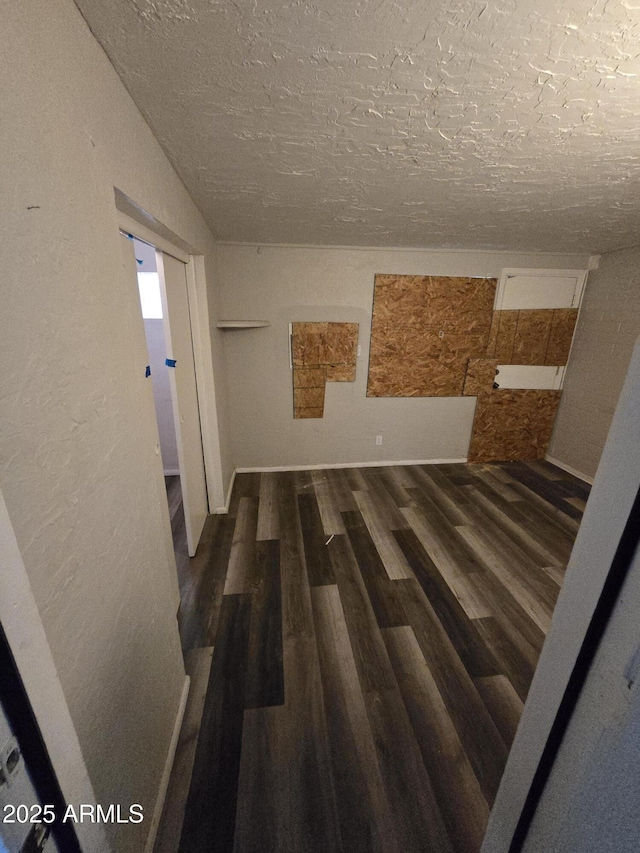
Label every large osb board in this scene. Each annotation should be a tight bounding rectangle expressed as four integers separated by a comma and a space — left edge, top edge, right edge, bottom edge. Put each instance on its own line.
487, 308, 578, 366
292, 322, 358, 418
467, 390, 562, 463
367, 275, 497, 397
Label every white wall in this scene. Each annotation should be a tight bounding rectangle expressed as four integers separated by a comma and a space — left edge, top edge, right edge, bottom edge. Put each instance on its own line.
483, 339, 640, 852
524, 530, 640, 853
0, 1, 229, 849
218, 244, 590, 469
548, 247, 640, 479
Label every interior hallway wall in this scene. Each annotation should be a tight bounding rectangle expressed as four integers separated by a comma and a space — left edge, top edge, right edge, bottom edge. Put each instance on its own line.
548, 247, 640, 479
217, 244, 590, 469
0, 1, 230, 849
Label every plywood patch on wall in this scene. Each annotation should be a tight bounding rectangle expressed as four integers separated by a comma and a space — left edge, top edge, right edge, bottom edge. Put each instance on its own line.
545, 309, 578, 365
512, 310, 554, 364
367, 275, 497, 397
292, 322, 358, 418
363, 273, 579, 461
489, 308, 578, 365
463, 359, 498, 396
492, 311, 519, 362
467, 390, 561, 463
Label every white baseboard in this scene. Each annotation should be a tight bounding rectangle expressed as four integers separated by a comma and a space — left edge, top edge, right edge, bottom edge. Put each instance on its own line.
235, 458, 467, 474
214, 467, 237, 514
163, 468, 180, 477
144, 674, 191, 853
545, 455, 594, 485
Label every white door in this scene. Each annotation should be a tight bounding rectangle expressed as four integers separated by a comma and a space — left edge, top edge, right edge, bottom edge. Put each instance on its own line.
495, 268, 587, 310
494, 365, 566, 390
157, 252, 208, 555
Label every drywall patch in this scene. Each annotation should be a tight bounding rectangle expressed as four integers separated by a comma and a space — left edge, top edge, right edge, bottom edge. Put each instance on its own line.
292, 322, 358, 418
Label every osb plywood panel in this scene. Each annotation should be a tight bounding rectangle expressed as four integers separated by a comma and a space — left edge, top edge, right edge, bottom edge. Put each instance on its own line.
463, 359, 498, 396
545, 309, 578, 365
493, 311, 519, 363
467, 390, 561, 463
293, 367, 327, 388
367, 275, 497, 397
485, 312, 500, 358
490, 308, 578, 366
368, 325, 489, 397
372, 275, 497, 329
512, 310, 554, 365
325, 322, 359, 366
326, 364, 356, 382
292, 322, 358, 418
294, 407, 325, 419
293, 370, 326, 419
294, 385, 326, 409
292, 322, 358, 372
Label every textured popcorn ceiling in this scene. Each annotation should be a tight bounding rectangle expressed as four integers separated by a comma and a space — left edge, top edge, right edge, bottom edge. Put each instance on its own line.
74, 0, 640, 251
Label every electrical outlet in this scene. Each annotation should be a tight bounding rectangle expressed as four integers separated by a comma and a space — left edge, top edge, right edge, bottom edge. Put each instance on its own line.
376, 434, 383, 446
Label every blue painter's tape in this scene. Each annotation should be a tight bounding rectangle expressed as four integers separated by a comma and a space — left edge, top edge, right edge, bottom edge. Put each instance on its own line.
165, 358, 177, 368
136, 258, 143, 265
145, 365, 151, 378
126, 233, 133, 240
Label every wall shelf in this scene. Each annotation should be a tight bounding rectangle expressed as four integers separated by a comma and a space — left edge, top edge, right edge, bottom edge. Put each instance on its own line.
216, 321, 270, 329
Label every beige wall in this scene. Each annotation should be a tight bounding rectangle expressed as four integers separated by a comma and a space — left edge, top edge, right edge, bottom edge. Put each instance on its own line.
218, 244, 590, 469
484, 339, 640, 853
549, 247, 640, 479
0, 1, 228, 849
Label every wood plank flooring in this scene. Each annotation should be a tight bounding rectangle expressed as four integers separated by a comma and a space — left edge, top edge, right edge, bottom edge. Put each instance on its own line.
163, 461, 589, 853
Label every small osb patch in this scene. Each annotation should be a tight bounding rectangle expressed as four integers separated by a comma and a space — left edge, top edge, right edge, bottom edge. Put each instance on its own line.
512, 311, 554, 365
467, 390, 561, 463
463, 359, 498, 396
493, 311, 519, 363
489, 308, 578, 367
485, 312, 500, 358
545, 309, 578, 365
326, 364, 356, 382
292, 322, 358, 418
293, 385, 325, 409
293, 367, 327, 388
294, 407, 325, 419
325, 322, 358, 366
367, 275, 497, 398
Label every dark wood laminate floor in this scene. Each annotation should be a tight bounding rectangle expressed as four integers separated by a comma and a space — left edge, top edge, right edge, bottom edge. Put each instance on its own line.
171, 461, 589, 853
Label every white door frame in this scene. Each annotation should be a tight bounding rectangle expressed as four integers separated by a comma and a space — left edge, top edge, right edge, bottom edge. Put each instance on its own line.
156, 250, 208, 555
117, 210, 225, 515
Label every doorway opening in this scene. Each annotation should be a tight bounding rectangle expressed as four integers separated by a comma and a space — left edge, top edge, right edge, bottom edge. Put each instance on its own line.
131, 236, 189, 580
